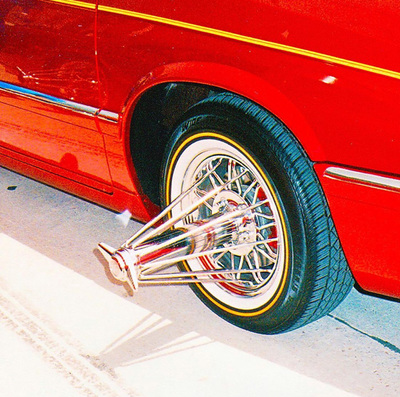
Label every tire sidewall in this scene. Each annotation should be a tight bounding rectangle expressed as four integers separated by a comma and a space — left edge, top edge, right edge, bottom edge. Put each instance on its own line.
162, 108, 314, 333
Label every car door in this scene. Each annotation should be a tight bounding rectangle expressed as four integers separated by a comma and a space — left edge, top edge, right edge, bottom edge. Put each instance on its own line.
0, 0, 112, 191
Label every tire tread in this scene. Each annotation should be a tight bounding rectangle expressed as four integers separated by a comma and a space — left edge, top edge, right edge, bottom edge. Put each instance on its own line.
166, 92, 353, 333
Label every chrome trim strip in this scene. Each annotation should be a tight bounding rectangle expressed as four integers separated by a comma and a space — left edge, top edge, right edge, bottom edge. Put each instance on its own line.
0, 81, 119, 123
98, 109, 119, 123
0, 81, 98, 117
325, 166, 400, 191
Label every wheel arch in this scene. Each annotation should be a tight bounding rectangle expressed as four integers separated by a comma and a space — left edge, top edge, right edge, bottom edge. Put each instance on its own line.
124, 62, 325, 204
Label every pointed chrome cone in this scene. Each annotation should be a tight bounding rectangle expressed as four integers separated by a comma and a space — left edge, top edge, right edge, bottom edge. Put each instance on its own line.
97, 159, 271, 292
98, 242, 116, 258
98, 242, 138, 291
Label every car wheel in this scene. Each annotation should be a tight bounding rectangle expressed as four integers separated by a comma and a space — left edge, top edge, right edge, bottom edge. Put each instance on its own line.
161, 93, 353, 334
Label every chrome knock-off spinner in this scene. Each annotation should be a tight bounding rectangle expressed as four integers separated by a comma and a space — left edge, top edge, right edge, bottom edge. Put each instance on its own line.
98, 158, 276, 292
211, 191, 257, 256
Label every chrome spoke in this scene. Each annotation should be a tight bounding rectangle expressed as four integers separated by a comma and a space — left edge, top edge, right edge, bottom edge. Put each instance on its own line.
257, 222, 276, 232
255, 212, 274, 221
139, 268, 269, 285
242, 179, 258, 201
255, 245, 276, 262
213, 250, 227, 263
123, 158, 222, 247
99, 149, 284, 299
211, 169, 225, 186
208, 172, 218, 189
128, 168, 248, 250
140, 238, 274, 274
252, 248, 267, 284
244, 254, 263, 285
252, 185, 261, 205
136, 199, 268, 259
234, 168, 243, 195
256, 233, 278, 259
227, 160, 233, 190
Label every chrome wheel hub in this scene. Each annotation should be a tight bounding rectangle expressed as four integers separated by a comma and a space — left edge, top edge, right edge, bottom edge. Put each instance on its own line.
211, 191, 257, 256
98, 135, 286, 311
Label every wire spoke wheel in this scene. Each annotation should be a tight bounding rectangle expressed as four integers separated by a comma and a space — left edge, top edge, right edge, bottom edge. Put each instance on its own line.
167, 137, 288, 312
162, 94, 353, 334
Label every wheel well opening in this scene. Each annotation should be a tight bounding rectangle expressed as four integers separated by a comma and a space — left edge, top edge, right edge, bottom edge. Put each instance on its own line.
129, 83, 221, 205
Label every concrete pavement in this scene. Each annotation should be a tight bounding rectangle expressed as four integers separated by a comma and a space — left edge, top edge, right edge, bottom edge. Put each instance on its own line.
0, 166, 399, 396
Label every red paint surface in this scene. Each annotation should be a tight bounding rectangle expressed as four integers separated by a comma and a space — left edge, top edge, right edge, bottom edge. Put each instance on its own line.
0, 0, 399, 298
316, 164, 400, 299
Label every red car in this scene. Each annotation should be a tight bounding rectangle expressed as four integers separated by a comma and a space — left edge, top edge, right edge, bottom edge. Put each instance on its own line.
1, 0, 399, 334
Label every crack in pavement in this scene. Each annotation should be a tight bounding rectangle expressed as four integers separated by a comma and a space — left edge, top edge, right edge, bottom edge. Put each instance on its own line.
328, 314, 400, 355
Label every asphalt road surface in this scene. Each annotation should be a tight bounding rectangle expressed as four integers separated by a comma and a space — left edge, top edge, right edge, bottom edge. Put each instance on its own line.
0, 166, 399, 397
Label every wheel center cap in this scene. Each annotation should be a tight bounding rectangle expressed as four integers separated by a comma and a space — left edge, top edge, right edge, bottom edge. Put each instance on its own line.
212, 190, 257, 256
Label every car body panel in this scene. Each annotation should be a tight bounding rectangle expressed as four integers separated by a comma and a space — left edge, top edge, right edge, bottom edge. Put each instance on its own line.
97, 0, 400, 175
0, 0, 112, 188
316, 164, 400, 298
0, 0, 399, 298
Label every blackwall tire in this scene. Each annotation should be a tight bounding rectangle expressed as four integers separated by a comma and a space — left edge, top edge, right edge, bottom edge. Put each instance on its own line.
161, 93, 353, 334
